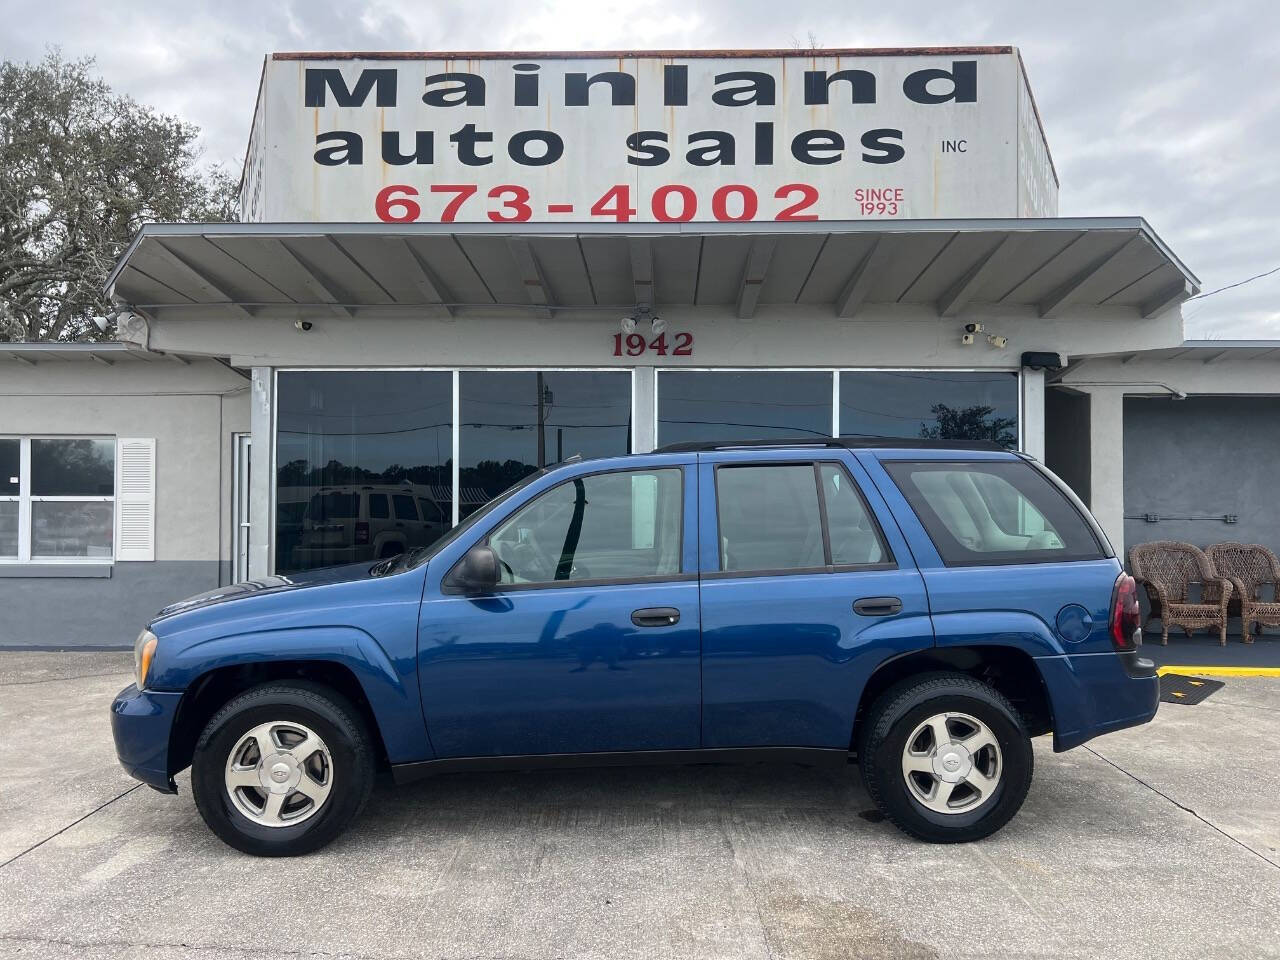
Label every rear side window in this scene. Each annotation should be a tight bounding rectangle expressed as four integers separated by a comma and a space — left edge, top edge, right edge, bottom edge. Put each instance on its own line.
393, 494, 417, 521
884, 460, 1104, 566
368, 494, 389, 519
716, 464, 825, 572
820, 463, 888, 566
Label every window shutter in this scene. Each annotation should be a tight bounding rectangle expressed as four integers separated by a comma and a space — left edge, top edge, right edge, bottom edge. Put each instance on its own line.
115, 438, 155, 562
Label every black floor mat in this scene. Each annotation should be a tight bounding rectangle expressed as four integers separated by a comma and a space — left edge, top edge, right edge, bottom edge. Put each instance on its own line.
1159, 674, 1225, 705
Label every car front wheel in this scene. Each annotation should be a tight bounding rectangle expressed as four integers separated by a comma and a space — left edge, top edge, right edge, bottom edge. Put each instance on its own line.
858, 673, 1033, 843
191, 682, 375, 856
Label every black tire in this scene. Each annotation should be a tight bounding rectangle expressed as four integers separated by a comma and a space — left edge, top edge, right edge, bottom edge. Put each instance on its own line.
191, 681, 375, 856
858, 672, 1033, 843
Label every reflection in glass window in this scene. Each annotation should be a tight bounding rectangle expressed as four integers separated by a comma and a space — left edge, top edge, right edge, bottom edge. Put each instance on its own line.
716, 464, 824, 573
276, 371, 453, 573
0, 501, 17, 557
490, 468, 682, 585
32, 501, 113, 558
819, 464, 888, 566
657, 371, 833, 446
459, 371, 632, 521
840, 372, 1019, 447
0, 439, 18, 495
31, 439, 115, 495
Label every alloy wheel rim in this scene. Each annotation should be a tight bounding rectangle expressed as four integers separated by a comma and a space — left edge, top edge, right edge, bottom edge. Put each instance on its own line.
900, 711, 1002, 815
224, 721, 333, 827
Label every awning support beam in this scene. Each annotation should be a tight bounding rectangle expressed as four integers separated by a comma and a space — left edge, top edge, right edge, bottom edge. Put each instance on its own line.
1141, 280, 1192, 319
1039, 236, 1144, 319
151, 239, 254, 320
937, 235, 1014, 316
834, 239, 887, 318
391, 238, 454, 318
736, 237, 776, 319
264, 239, 352, 318
629, 238, 654, 309
507, 238, 553, 318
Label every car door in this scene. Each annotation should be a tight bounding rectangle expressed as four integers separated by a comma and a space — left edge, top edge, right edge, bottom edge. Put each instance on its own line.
698, 451, 934, 749
417, 461, 701, 758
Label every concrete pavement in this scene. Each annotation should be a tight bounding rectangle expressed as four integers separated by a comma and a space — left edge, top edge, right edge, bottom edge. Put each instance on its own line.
1, 652, 1278, 959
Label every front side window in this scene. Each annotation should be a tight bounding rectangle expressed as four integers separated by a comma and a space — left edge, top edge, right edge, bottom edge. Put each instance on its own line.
884, 460, 1104, 566
489, 468, 682, 585
716, 464, 825, 573
2, 437, 115, 561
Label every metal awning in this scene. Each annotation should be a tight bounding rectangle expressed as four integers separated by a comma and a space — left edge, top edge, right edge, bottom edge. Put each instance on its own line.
104, 218, 1199, 322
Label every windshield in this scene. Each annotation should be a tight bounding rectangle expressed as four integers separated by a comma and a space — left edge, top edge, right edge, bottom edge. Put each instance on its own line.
402, 468, 549, 571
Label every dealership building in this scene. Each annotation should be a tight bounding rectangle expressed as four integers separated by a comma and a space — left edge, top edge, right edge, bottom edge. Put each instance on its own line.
3, 47, 1277, 647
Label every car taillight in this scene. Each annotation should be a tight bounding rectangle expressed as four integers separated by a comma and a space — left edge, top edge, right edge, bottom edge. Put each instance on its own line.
1110, 572, 1141, 651
354, 521, 370, 545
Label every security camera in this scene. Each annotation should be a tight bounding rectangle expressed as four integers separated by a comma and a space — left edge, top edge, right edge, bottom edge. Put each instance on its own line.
91, 315, 112, 334
961, 333, 975, 346
294, 320, 313, 332
620, 316, 637, 334
964, 322, 984, 334
987, 335, 1009, 348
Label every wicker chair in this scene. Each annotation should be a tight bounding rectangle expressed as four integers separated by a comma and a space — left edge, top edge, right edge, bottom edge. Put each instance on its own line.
1205, 542, 1280, 643
1128, 541, 1233, 645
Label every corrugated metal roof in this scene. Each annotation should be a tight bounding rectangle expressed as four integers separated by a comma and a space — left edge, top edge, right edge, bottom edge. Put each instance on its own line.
104, 218, 1199, 323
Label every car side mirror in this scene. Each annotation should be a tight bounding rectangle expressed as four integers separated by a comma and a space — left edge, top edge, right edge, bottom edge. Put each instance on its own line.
450, 544, 500, 593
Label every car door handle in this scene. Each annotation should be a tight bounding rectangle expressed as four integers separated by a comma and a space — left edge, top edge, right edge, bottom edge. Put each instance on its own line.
853, 596, 902, 617
631, 607, 681, 627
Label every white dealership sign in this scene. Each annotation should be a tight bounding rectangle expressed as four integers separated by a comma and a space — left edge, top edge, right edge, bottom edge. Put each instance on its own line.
241, 49, 1057, 224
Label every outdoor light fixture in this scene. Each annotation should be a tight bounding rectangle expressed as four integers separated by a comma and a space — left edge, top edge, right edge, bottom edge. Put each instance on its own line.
651, 316, 668, 335
620, 316, 637, 334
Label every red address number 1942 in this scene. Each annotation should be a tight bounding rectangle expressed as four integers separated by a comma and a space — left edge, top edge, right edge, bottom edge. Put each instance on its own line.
613, 331, 693, 357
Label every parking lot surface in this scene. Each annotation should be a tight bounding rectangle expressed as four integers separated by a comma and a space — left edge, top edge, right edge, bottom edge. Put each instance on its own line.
1, 651, 1277, 960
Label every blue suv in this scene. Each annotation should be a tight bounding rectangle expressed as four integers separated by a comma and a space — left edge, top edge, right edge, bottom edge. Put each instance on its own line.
111, 439, 1156, 856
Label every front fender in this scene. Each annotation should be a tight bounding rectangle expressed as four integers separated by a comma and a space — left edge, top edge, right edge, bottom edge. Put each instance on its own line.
153, 626, 430, 763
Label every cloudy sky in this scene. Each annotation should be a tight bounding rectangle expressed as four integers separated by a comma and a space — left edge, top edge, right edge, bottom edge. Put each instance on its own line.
4, 0, 1276, 337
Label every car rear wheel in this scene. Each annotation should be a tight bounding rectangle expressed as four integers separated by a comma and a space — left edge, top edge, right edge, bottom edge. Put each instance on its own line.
858, 673, 1033, 843
191, 682, 375, 856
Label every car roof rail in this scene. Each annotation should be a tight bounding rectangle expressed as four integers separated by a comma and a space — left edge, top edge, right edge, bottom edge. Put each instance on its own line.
653, 436, 1010, 453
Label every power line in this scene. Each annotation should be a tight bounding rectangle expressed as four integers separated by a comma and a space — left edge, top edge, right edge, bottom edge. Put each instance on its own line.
1187, 263, 1280, 302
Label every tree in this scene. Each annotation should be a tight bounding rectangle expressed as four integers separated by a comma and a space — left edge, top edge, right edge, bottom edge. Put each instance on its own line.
0, 52, 238, 342
920, 403, 1018, 447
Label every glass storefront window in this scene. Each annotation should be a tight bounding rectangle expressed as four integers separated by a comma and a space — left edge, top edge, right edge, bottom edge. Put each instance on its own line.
31, 501, 113, 558
458, 371, 632, 521
657, 371, 833, 446
839, 371, 1019, 448
276, 371, 453, 573
0, 439, 18, 495
31, 438, 114, 495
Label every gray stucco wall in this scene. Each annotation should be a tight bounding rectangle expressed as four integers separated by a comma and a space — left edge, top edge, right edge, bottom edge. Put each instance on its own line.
1123, 395, 1280, 556
0, 357, 249, 648
0, 561, 225, 648
1045, 388, 1091, 504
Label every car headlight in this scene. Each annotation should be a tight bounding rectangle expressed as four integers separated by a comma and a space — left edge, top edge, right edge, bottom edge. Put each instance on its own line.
134, 629, 158, 689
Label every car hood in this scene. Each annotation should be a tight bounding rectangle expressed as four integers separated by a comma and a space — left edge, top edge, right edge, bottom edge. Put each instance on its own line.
152, 561, 379, 621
